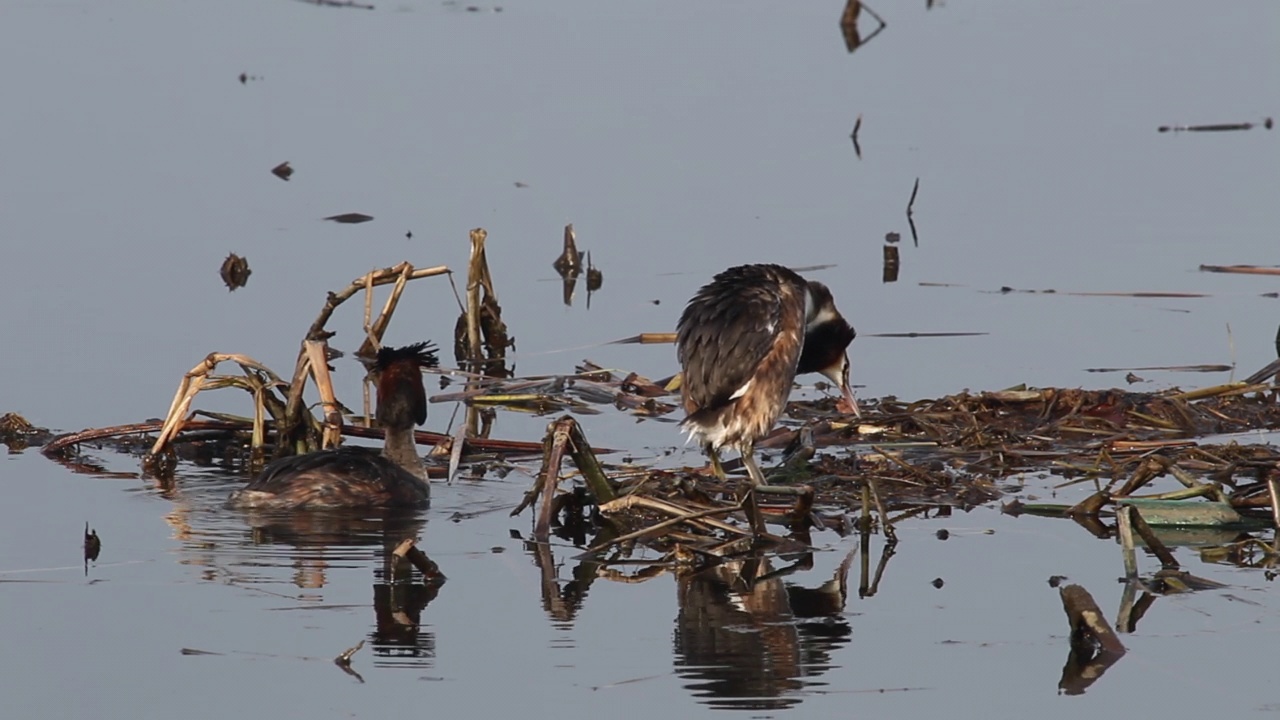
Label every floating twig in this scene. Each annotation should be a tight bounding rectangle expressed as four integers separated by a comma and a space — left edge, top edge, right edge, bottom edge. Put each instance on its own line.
391, 538, 446, 581
323, 212, 374, 224
333, 639, 366, 681
335, 639, 364, 665
1199, 264, 1280, 276
1159, 118, 1272, 133
1085, 364, 1232, 374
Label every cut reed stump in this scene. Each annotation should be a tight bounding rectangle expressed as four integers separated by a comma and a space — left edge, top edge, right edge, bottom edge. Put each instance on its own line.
1060, 584, 1126, 654
1058, 583, 1126, 695
513, 416, 616, 542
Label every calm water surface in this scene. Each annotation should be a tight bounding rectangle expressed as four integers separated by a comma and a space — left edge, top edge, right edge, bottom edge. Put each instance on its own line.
2, 0, 1278, 717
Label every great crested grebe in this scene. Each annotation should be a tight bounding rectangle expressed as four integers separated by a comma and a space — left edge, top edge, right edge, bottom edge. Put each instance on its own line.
227, 342, 438, 510
676, 264, 858, 488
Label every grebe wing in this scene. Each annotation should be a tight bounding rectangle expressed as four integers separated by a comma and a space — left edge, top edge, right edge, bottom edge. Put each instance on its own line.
230, 445, 429, 509
247, 446, 380, 488
677, 266, 807, 411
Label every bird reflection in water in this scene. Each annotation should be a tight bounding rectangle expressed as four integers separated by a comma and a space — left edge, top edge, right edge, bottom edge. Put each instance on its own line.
673, 551, 855, 710
240, 508, 445, 668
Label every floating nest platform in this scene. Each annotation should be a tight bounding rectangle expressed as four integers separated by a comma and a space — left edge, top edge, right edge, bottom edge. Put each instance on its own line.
18, 358, 1280, 562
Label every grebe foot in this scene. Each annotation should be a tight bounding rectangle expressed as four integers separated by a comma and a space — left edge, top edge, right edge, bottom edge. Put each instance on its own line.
706, 445, 729, 482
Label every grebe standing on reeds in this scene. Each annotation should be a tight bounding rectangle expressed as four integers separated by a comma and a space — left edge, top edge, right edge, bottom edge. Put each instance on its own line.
227, 342, 438, 510
676, 264, 859, 488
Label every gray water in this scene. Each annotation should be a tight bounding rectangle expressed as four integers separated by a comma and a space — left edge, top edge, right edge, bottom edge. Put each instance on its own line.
2, 0, 1278, 717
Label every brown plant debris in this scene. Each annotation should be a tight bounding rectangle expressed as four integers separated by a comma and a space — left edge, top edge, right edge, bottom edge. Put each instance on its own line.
1058, 583, 1125, 695
839, 0, 886, 54
220, 253, 252, 291
83, 522, 101, 572
1, 412, 52, 451
1198, 264, 1280, 276
508, 361, 1280, 560
453, 228, 513, 376
324, 213, 374, 224
1159, 118, 1272, 133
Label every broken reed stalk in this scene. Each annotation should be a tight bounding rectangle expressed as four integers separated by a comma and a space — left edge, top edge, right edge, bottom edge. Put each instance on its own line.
361, 271, 376, 423
1066, 490, 1110, 517
610, 333, 678, 345
299, 262, 451, 346
1199, 265, 1280, 276
522, 416, 615, 541
1170, 382, 1256, 401
44, 419, 249, 456
1268, 477, 1280, 530
534, 417, 571, 541
565, 419, 615, 503
870, 445, 934, 488
1059, 584, 1126, 657
147, 353, 286, 458
866, 477, 896, 542
356, 262, 414, 358
282, 261, 450, 452
1120, 503, 1180, 570
1116, 505, 1139, 578
447, 420, 467, 484
1114, 455, 1171, 497
303, 340, 342, 449
391, 538, 446, 581
599, 495, 748, 536
335, 639, 365, 666
465, 229, 487, 366
587, 498, 746, 554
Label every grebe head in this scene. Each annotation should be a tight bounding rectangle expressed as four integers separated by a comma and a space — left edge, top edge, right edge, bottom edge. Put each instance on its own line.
371, 342, 439, 430
800, 281, 860, 417
818, 351, 859, 417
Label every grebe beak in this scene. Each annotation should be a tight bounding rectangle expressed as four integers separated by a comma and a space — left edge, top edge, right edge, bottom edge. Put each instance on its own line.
822, 354, 861, 418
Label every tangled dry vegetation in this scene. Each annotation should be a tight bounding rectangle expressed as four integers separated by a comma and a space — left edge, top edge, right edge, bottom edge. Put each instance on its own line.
17, 233, 1280, 571
502, 367, 1280, 559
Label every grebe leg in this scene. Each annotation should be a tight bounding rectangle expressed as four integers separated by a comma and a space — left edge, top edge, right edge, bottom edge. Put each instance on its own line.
706, 445, 728, 481
740, 445, 769, 487
737, 441, 770, 534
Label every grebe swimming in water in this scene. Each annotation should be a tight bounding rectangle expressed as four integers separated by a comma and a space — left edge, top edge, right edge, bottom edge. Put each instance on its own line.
676, 264, 858, 488
227, 342, 438, 510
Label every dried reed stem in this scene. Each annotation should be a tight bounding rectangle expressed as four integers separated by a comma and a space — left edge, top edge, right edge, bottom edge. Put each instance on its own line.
303, 340, 342, 449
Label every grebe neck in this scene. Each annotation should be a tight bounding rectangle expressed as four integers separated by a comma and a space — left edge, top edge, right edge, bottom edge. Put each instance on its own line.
382, 426, 425, 479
